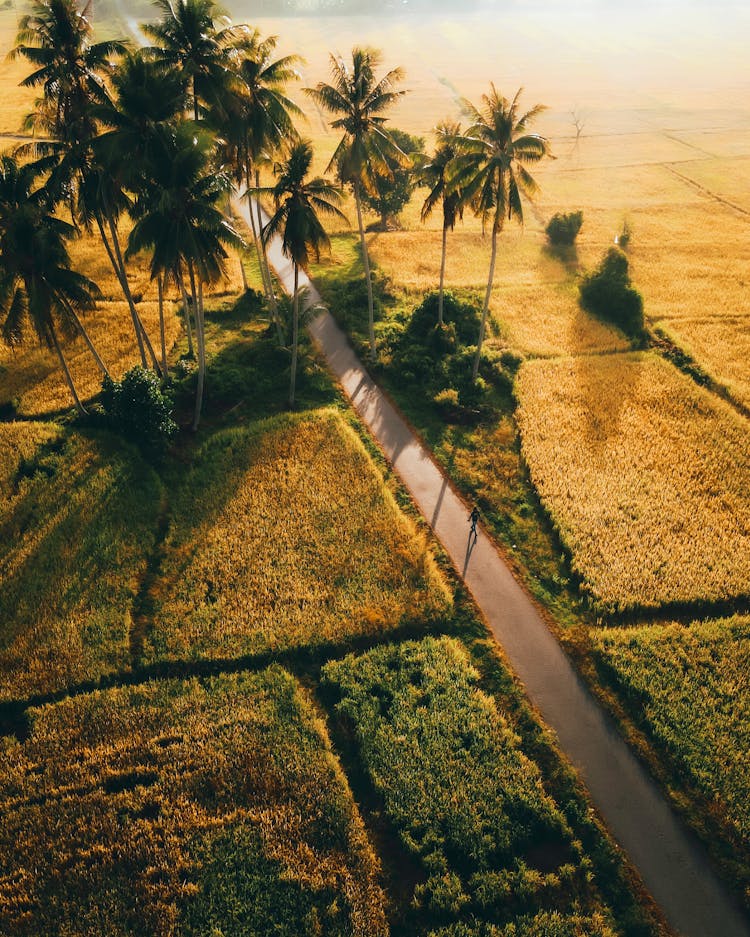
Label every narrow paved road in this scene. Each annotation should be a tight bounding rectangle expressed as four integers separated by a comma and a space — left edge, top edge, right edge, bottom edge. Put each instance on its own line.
236, 197, 750, 937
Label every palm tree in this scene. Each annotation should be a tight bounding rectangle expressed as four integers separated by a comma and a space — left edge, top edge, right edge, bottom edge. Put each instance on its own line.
141, 0, 236, 122
212, 28, 302, 341
127, 123, 244, 430
417, 120, 464, 326
305, 47, 407, 361
453, 86, 549, 380
261, 140, 345, 406
94, 51, 188, 369
10, 0, 161, 372
0, 155, 103, 414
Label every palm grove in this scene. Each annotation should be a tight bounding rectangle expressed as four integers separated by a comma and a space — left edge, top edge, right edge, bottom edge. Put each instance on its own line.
0, 0, 549, 431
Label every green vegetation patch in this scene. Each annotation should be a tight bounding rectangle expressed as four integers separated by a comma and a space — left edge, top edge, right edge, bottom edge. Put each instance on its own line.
429, 910, 616, 936
0, 430, 161, 701
0, 421, 61, 498
0, 668, 387, 936
322, 637, 616, 929
593, 616, 750, 847
144, 408, 451, 664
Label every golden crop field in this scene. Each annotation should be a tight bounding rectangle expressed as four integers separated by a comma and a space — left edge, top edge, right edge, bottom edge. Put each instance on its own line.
515, 353, 750, 613
656, 316, 750, 410
144, 409, 451, 664
0, 668, 387, 936
226, 4, 749, 399
593, 615, 750, 843
0, 430, 161, 701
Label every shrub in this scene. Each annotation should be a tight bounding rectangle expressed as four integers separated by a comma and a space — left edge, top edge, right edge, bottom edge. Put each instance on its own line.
406, 291, 481, 346
545, 211, 583, 246
579, 248, 644, 339
100, 366, 177, 458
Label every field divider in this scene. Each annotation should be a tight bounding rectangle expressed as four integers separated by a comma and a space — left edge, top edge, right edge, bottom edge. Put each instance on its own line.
234, 191, 750, 937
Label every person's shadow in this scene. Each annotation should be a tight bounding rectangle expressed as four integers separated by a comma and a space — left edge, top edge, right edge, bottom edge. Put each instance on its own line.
462, 528, 477, 577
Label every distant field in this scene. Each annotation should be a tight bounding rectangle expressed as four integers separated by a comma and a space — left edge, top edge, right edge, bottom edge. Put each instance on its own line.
0, 11, 36, 135
144, 409, 451, 664
515, 353, 750, 613
323, 636, 619, 932
0, 668, 387, 936
0, 429, 161, 701
593, 616, 750, 846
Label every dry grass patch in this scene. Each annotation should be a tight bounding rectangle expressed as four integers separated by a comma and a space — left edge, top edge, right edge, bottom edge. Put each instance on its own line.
0, 668, 387, 936
669, 156, 750, 213
144, 409, 451, 664
0, 431, 161, 701
593, 616, 750, 846
0, 300, 182, 416
515, 353, 750, 613
0, 12, 38, 135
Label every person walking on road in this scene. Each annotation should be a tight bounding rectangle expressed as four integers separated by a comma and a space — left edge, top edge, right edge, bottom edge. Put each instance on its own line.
469, 506, 480, 541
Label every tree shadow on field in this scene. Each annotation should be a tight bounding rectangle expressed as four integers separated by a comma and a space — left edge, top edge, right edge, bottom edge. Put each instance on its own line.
574, 353, 643, 461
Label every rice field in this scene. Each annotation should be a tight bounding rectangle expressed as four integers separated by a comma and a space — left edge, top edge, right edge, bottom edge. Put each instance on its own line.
322, 636, 619, 930
656, 316, 750, 410
0, 668, 387, 936
515, 353, 750, 613
0, 421, 60, 495
593, 616, 750, 845
0, 430, 162, 701
144, 409, 451, 664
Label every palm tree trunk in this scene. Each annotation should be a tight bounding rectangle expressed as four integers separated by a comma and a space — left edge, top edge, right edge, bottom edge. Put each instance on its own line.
438, 223, 448, 326
49, 322, 86, 414
289, 264, 299, 407
472, 220, 498, 381
158, 274, 168, 378
95, 211, 147, 367
177, 268, 195, 358
354, 180, 376, 360
189, 263, 206, 432
57, 294, 110, 379
238, 251, 248, 291
102, 206, 162, 375
254, 168, 281, 332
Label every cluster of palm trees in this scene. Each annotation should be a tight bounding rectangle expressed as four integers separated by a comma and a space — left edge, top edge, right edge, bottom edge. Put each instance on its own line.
0, 0, 550, 423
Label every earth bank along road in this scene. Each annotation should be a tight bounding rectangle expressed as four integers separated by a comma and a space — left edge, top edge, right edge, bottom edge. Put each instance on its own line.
235, 195, 750, 937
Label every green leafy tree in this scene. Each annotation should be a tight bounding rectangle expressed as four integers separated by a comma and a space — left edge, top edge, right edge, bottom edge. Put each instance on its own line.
360, 127, 424, 230
579, 247, 644, 339
417, 120, 464, 326
261, 139, 345, 406
0, 155, 102, 414
305, 46, 407, 360
453, 86, 549, 379
128, 124, 244, 430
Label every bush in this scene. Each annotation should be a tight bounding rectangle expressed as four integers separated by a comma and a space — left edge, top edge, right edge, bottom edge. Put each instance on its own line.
579, 248, 644, 339
100, 366, 177, 458
545, 211, 583, 246
406, 291, 481, 347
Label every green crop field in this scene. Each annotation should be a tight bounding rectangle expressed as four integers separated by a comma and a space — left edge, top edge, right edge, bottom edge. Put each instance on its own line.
323, 637, 622, 933
0, 668, 387, 936
593, 616, 750, 854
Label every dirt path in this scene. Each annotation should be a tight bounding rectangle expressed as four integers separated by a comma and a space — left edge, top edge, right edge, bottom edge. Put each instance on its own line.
235, 195, 750, 937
